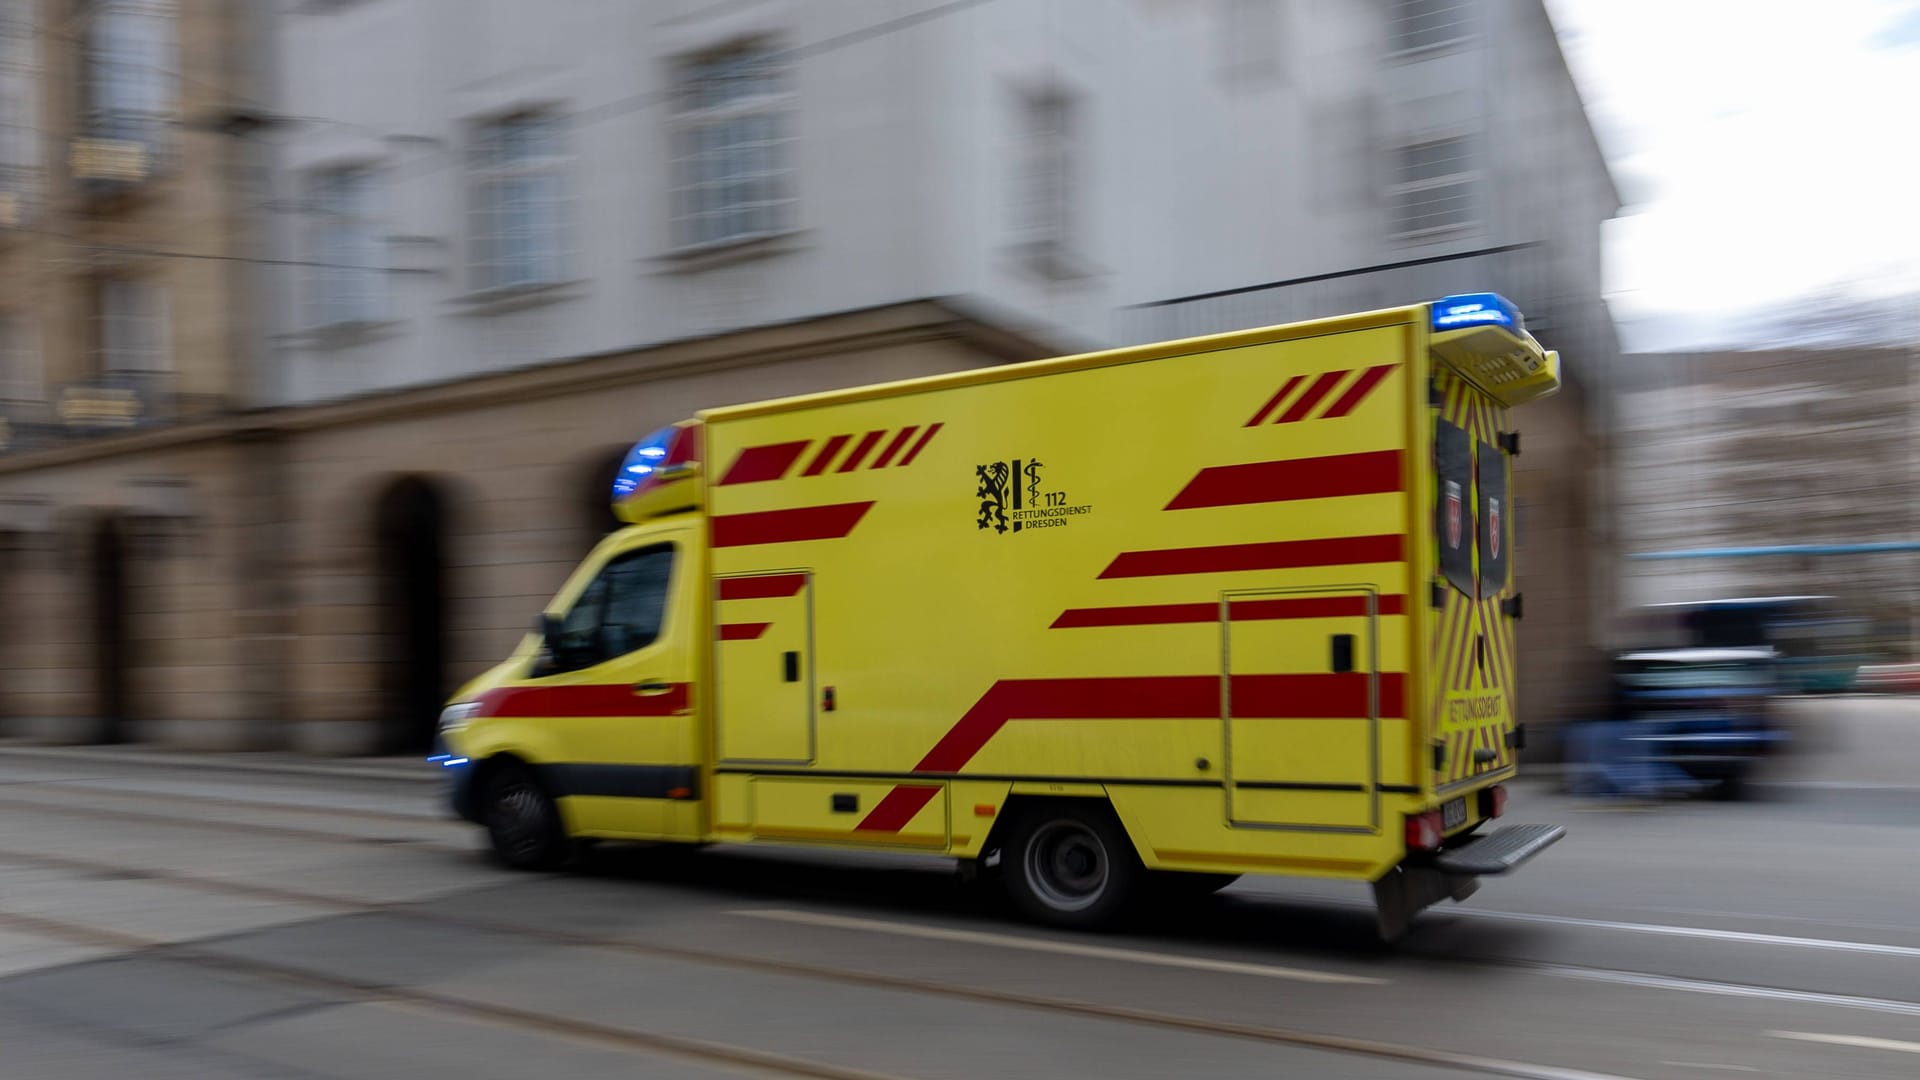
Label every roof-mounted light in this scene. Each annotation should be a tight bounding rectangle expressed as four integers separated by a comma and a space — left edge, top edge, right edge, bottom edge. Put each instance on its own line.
612, 427, 676, 501
1431, 292, 1522, 333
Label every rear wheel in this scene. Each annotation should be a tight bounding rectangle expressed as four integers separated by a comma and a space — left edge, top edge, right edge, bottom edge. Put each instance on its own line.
1001, 803, 1142, 929
481, 761, 569, 870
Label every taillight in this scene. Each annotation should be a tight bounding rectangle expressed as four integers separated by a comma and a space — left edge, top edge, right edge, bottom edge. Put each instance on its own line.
1405, 811, 1444, 852
1481, 784, 1508, 820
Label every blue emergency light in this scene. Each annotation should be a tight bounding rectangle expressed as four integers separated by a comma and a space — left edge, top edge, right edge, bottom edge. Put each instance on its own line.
611, 427, 674, 500
1431, 293, 1521, 332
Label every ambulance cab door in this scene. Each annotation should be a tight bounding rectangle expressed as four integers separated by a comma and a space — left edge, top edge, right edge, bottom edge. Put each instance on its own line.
528, 528, 702, 839
1225, 588, 1379, 831
714, 571, 815, 764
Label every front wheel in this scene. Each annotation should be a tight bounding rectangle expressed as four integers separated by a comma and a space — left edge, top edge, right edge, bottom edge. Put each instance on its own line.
481, 761, 570, 870
1001, 803, 1142, 929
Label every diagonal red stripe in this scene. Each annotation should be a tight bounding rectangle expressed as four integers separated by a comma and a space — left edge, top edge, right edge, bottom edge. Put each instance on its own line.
711, 502, 874, 548
1246, 376, 1304, 427
1275, 370, 1349, 423
1099, 534, 1405, 579
716, 573, 809, 600
1052, 594, 1408, 629
802, 434, 852, 477
477, 683, 690, 718
897, 422, 944, 466
837, 431, 887, 473
1321, 364, 1397, 419
1165, 450, 1403, 510
717, 622, 771, 641
871, 426, 920, 469
718, 441, 810, 486
854, 784, 941, 832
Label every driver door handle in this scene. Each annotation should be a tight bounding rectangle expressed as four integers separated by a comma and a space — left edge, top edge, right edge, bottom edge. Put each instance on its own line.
633, 681, 674, 696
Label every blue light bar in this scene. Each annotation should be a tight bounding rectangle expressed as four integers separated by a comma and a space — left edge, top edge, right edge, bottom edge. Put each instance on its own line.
441, 757, 470, 768
611, 426, 675, 500
1431, 293, 1521, 332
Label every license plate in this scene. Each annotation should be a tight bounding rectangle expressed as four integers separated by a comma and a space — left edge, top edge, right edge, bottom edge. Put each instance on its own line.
1441, 797, 1468, 830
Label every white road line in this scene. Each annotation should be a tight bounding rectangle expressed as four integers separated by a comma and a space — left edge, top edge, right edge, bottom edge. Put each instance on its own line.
732, 909, 1387, 986
1657, 1063, 1758, 1074
1535, 965, 1920, 1018
1442, 908, 1920, 959
1770, 1030, 1920, 1056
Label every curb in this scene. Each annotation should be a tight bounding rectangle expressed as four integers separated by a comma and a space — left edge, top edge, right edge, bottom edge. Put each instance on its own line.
0, 743, 435, 785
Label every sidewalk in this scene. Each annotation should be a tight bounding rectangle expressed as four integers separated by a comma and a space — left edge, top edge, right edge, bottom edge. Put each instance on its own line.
0, 740, 433, 785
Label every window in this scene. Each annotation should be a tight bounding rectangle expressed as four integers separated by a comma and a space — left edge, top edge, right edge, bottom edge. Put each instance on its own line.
92, 278, 167, 374
468, 110, 569, 291
0, 0, 39, 223
547, 545, 677, 672
308, 166, 385, 327
1010, 85, 1079, 267
80, 0, 176, 149
0, 312, 36, 404
1389, 135, 1478, 238
670, 41, 795, 250
1390, 0, 1475, 53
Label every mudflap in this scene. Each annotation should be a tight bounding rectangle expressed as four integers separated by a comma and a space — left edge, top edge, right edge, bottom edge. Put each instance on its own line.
1371, 864, 1480, 942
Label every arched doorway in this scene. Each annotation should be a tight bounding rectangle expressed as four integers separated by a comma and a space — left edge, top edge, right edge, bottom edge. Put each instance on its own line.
373, 476, 451, 754
89, 514, 133, 743
580, 447, 630, 555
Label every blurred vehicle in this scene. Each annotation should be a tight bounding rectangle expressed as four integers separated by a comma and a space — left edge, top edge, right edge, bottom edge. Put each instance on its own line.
433, 293, 1568, 941
1634, 596, 1871, 694
1854, 662, 1920, 695
1609, 646, 1790, 798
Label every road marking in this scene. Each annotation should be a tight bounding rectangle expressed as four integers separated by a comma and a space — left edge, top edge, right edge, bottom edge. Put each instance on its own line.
1442, 908, 1920, 959
1771, 1030, 1920, 1055
1535, 965, 1920, 1018
734, 908, 1387, 985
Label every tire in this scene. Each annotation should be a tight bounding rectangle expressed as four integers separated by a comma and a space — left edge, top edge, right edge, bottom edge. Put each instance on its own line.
1001, 803, 1142, 929
480, 760, 570, 870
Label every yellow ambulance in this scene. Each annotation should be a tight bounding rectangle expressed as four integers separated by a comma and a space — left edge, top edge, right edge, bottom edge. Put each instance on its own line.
434, 293, 1565, 938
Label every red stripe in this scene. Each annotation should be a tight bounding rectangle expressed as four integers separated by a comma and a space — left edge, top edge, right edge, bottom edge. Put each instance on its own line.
1245, 376, 1304, 427
719, 441, 810, 486
802, 435, 852, 477
1099, 534, 1405, 579
1165, 450, 1403, 510
1052, 594, 1408, 629
870, 426, 920, 469
716, 573, 809, 600
897, 422, 944, 466
477, 683, 689, 718
712, 502, 874, 547
913, 673, 1406, 776
1320, 364, 1396, 419
718, 622, 771, 641
836, 431, 886, 472
854, 784, 942, 832
1275, 370, 1349, 423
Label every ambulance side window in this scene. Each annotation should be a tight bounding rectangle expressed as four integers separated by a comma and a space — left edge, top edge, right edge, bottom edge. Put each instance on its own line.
549, 544, 676, 671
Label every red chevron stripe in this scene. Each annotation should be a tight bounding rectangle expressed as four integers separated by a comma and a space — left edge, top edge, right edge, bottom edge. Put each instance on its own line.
1099, 534, 1405, 579
716, 573, 809, 600
802, 434, 852, 477
1276, 370, 1349, 423
718, 622, 771, 641
1321, 364, 1397, 418
897, 422, 944, 466
718, 441, 809, 486
711, 502, 874, 547
1051, 594, 1407, 629
1164, 450, 1403, 510
871, 426, 920, 469
836, 431, 886, 472
1246, 376, 1305, 427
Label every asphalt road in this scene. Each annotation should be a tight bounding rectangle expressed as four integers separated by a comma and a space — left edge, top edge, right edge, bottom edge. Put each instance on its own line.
2, 723, 1919, 1079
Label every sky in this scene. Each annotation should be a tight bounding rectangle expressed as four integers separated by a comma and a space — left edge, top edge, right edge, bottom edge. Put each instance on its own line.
1545, 0, 1920, 348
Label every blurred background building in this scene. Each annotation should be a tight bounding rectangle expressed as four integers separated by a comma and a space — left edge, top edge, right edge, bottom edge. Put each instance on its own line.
0, 0, 1622, 755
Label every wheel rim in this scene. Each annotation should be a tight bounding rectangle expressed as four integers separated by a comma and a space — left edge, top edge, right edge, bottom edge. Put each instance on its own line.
1024, 819, 1109, 912
488, 776, 550, 861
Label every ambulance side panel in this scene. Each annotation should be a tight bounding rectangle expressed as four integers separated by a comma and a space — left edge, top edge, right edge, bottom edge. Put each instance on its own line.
703, 312, 1426, 881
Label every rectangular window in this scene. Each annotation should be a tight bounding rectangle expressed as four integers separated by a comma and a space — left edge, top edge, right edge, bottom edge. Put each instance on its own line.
1390, 0, 1475, 54
1390, 135, 1477, 238
81, 0, 176, 149
0, 0, 40, 224
468, 110, 569, 291
670, 40, 795, 250
93, 277, 167, 374
308, 165, 385, 327
1011, 86, 1079, 262
0, 312, 37, 404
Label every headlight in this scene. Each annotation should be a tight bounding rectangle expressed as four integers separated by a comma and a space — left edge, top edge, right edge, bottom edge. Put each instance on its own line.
438, 701, 483, 732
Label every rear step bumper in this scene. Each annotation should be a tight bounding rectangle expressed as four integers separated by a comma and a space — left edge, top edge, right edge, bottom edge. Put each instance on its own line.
1433, 823, 1566, 876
